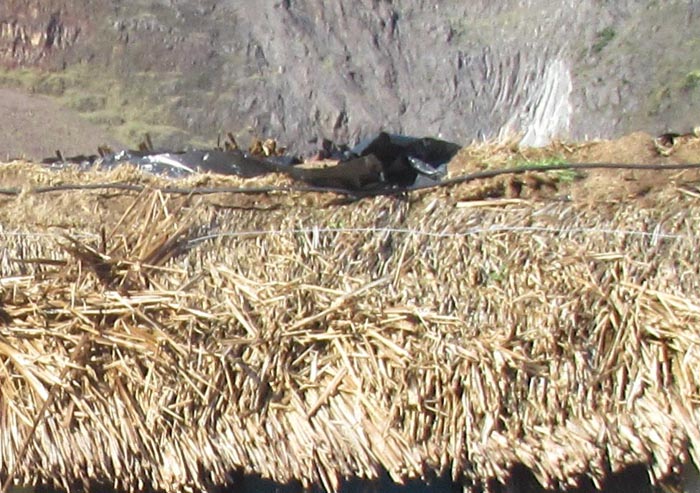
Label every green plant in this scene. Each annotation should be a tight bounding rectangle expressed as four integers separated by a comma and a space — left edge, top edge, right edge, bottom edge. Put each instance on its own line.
592, 27, 616, 53
683, 70, 700, 90
549, 167, 578, 183
487, 266, 507, 283
517, 156, 582, 183
328, 219, 346, 229
516, 156, 568, 171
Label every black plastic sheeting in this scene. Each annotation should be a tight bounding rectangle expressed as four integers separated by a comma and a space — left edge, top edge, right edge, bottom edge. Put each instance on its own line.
41, 132, 462, 192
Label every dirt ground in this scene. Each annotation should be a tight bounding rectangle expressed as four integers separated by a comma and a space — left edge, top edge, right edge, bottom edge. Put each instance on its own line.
1, 130, 700, 233
448, 130, 700, 205
0, 88, 123, 161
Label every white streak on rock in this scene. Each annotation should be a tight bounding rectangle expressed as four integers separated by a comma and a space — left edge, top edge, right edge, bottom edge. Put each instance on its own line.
500, 59, 573, 147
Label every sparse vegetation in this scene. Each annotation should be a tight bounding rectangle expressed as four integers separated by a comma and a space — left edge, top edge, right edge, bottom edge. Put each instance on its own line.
592, 26, 616, 53
487, 266, 507, 283
516, 155, 582, 183
683, 70, 700, 90
648, 69, 700, 116
0, 64, 206, 149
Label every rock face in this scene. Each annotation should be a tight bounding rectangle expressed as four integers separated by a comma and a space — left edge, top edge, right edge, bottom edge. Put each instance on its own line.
1, 0, 699, 153
0, 0, 88, 67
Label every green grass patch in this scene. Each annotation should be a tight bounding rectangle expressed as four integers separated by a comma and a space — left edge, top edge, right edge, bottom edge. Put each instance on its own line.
83, 110, 127, 127
683, 70, 700, 90
487, 266, 507, 283
647, 69, 700, 116
0, 63, 200, 149
592, 27, 616, 53
516, 155, 582, 183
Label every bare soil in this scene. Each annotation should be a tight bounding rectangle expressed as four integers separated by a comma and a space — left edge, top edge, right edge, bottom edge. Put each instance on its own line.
449, 131, 700, 206
0, 87, 122, 160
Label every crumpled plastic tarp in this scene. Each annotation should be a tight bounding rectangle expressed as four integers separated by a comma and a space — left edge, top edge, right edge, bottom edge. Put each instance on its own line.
41, 132, 462, 192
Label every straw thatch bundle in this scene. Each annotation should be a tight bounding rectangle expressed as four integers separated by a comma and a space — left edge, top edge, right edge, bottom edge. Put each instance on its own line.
0, 163, 699, 492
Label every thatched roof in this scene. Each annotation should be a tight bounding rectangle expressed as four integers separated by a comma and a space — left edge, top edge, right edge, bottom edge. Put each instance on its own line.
1, 139, 700, 492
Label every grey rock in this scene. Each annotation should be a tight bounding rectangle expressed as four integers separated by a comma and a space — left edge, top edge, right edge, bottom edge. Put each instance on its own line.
1, 0, 699, 154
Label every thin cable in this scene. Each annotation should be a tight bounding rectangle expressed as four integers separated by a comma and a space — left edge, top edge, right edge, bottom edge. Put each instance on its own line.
0, 225, 681, 254
0, 230, 99, 240
187, 224, 686, 247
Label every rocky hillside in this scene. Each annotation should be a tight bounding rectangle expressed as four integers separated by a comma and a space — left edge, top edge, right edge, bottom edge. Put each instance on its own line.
1, 0, 699, 155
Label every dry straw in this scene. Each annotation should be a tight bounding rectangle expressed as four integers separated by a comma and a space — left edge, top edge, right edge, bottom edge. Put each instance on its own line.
0, 171, 699, 492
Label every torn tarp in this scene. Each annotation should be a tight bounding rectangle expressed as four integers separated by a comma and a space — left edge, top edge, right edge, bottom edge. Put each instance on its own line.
298, 132, 462, 188
43, 149, 281, 178
40, 132, 461, 192
288, 132, 461, 190
345, 132, 461, 187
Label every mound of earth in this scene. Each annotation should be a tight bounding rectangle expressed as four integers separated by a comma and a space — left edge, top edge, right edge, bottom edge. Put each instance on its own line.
449, 131, 700, 205
1, 130, 700, 232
